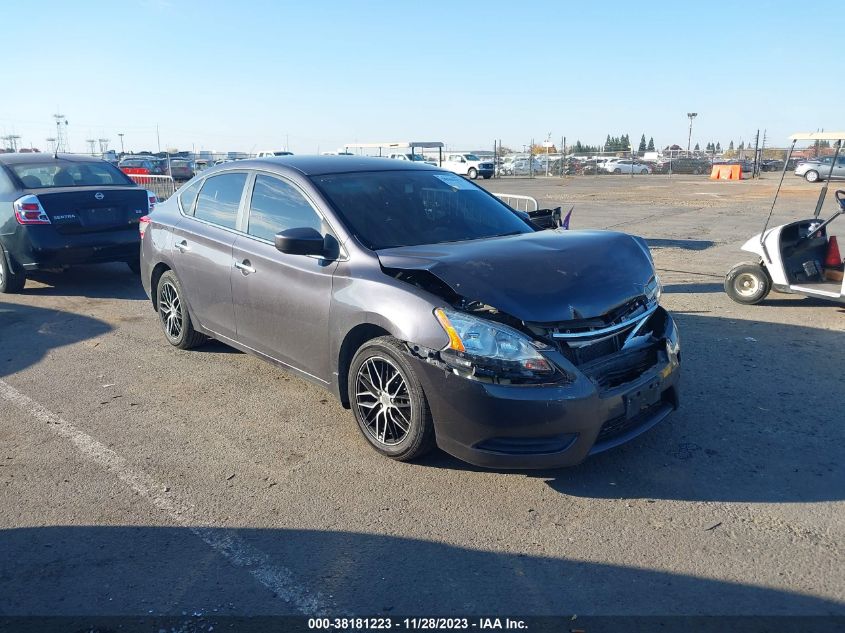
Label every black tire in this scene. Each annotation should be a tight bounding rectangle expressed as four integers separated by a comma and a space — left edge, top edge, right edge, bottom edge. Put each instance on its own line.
482, 174, 492, 179
693, 168, 702, 175
0, 249, 26, 293
126, 258, 141, 274
468, 168, 478, 180
724, 261, 771, 305
805, 170, 820, 183
613, 168, 621, 174
348, 336, 435, 462
156, 270, 206, 349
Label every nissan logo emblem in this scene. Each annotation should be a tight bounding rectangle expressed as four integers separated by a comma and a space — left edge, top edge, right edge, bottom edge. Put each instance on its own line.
95, 192, 104, 200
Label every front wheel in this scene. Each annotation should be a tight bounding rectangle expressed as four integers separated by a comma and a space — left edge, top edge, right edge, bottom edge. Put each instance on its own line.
468, 168, 478, 179
613, 168, 622, 174
805, 170, 820, 183
348, 336, 435, 461
156, 270, 207, 349
725, 261, 771, 305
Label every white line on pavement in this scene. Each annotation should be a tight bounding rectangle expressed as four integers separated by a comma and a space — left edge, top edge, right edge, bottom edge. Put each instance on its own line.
0, 378, 326, 615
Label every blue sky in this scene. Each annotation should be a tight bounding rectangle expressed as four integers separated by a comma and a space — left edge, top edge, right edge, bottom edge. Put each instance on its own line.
0, 0, 838, 154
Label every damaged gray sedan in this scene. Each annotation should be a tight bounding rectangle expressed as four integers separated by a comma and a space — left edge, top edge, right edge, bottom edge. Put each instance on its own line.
140, 157, 680, 469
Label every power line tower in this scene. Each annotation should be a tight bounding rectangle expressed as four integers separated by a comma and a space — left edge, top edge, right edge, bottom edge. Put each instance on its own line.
53, 114, 69, 152
86, 139, 97, 155
46, 138, 57, 154
98, 138, 110, 154
1, 135, 20, 152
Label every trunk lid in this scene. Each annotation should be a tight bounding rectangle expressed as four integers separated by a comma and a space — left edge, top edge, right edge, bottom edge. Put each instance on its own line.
35, 187, 148, 235
377, 230, 655, 323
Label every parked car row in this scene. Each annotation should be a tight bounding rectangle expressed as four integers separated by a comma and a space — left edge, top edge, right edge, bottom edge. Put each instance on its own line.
0, 152, 681, 470
118, 156, 196, 182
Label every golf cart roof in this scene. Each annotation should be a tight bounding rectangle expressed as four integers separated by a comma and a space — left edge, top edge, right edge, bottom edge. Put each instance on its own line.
789, 132, 845, 141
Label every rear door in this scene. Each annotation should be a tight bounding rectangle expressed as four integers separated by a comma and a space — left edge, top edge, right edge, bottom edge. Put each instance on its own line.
231, 173, 337, 381
170, 171, 248, 340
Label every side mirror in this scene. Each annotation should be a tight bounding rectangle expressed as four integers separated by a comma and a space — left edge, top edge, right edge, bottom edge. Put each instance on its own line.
274, 227, 325, 256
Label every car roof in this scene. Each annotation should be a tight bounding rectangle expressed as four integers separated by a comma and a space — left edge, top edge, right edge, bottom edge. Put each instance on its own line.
0, 152, 108, 165
208, 155, 441, 176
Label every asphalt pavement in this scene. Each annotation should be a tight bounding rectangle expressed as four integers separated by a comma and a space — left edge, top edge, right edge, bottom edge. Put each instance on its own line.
1, 174, 843, 620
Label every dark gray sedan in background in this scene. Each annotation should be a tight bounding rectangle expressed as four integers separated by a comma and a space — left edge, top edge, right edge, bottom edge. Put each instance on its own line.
140, 157, 680, 468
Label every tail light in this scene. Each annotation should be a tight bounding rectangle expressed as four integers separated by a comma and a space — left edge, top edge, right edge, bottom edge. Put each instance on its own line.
139, 216, 151, 238
13, 195, 51, 225
146, 190, 157, 212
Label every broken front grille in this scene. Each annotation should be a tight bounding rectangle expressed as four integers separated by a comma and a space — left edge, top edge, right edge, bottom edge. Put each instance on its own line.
533, 300, 665, 390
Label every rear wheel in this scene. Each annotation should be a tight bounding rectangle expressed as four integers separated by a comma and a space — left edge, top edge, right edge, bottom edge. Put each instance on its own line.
0, 250, 26, 293
156, 270, 206, 349
348, 336, 435, 461
805, 170, 820, 183
613, 168, 621, 174
725, 261, 771, 305
468, 168, 478, 179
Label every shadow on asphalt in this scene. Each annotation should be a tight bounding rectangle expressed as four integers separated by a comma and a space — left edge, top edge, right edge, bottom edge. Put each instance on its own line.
21, 263, 146, 300
663, 282, 723, 294
0, 301, 112, 379
420, 313, 845, 503
645, 238, 715, 251
0, 526, 841, 617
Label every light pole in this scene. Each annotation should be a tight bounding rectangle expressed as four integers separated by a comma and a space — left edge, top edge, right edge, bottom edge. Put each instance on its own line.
686, 112, 697, 155
118, 133, 125, 155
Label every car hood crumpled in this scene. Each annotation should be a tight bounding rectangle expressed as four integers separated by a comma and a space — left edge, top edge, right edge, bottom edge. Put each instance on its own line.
377, 230, 656, 323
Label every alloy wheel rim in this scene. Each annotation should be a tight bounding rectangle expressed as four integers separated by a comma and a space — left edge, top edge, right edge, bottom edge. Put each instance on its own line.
158, 281, 184, 340
735, 272, 760, 297
354, 356, 412, 446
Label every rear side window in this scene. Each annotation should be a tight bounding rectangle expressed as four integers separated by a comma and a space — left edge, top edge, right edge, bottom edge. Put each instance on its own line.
179, 179, 203, 215
193, 173, 247, 230
10, 161, 133, 188
247, 175, 321, 241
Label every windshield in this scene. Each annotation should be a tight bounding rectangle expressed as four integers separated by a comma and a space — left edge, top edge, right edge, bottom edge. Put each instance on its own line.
408, 154, 427, 161
312, 170, 533, 250
11, 161, 134, 188
464, 154, 480, 161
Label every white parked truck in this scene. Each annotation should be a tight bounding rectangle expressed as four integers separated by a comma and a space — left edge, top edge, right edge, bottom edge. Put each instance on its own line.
439, 152, 495, 179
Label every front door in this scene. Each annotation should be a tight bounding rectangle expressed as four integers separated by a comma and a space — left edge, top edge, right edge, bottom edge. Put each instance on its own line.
231, 173, 337, 382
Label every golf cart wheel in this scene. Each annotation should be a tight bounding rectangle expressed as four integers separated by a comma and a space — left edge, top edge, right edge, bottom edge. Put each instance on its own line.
805, 170, 820, 183
468, 168, 478, 179
725, 261, 771, 305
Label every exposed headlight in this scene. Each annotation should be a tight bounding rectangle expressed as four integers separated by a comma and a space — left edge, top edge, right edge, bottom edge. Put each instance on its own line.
434, 308, 555, 382
644, 275, 662, 304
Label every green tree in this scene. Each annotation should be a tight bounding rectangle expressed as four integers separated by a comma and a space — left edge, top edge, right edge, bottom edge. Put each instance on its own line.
638, 134, 647, 153
716, 142, 721, 152
647, 137, 655, 151
694, 143, 700, 151
729, 140, 735, 150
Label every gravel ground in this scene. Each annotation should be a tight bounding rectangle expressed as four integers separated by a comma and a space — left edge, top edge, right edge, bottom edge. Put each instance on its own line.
0, 174, 842, 619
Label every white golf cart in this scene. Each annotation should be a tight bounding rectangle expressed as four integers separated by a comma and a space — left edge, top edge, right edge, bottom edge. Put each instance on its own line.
725, 132, 845, 305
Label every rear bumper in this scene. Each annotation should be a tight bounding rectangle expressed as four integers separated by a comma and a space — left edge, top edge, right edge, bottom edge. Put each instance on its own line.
4, 226, 140, 269
410, 308, 681, 469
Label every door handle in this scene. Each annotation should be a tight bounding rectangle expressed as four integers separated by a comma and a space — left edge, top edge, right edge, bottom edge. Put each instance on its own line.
234, 259, 256, 274
175, 240, 190, 252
